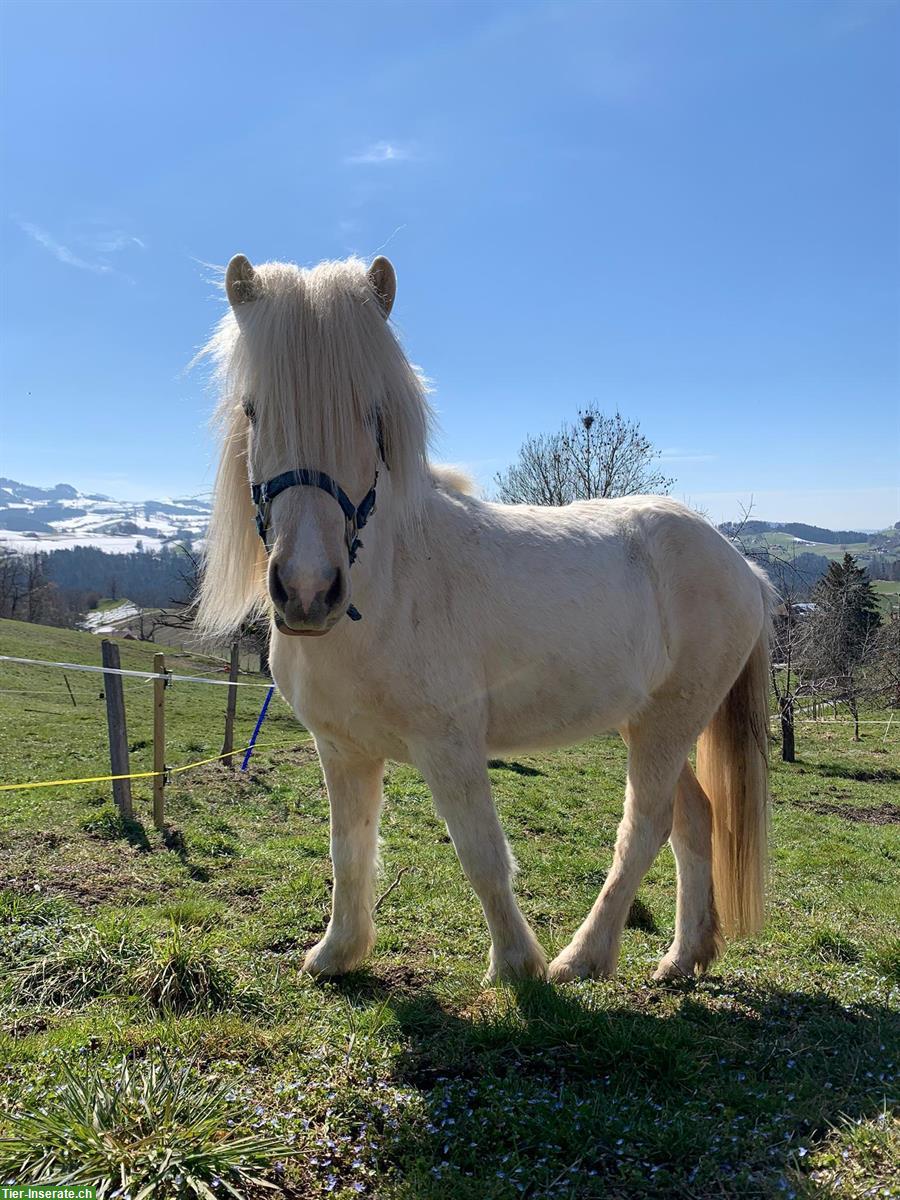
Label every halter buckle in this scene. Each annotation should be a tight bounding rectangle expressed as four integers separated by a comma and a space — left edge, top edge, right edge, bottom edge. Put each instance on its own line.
255, 488, 271, 541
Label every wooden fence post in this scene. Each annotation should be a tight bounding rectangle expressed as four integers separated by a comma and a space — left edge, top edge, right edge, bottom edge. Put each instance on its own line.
101, 640, 133, 820
221, 642, 240, 767
153, 652, 166, 830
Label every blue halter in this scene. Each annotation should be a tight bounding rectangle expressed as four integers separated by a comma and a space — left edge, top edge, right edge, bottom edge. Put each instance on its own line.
251, 468, 378, 622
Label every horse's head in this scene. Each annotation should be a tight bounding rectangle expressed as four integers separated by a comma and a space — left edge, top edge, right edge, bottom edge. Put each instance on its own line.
225, 254, 396, 635
196, 252, 431, 644
224, 249, 396, 633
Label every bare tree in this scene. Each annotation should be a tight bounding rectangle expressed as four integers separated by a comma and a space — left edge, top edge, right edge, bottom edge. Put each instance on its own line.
154, 544, 271, 676
724, 500, 823, 762
0, 549, 25, 618
0, 550, 80, 629
770, 585, 803, 762
868, 604, 900, 711
148, 544, 203, 637
495, 407, 673, 505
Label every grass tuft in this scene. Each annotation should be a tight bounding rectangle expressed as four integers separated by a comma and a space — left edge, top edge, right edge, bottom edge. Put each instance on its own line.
11, 923, 142, 1008
0, 888, 72, 927
134, 924, 242, 1014
154, 897, 227, 930
870, 936, 900, 983
80, 804, 150, 849
625, 894, 658, 933
0, 1055, 295, 1197
808, 927, 861, 964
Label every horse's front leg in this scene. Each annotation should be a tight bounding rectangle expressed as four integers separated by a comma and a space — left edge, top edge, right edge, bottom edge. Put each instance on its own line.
303, 741, 384, 977
414, 744, 547, 983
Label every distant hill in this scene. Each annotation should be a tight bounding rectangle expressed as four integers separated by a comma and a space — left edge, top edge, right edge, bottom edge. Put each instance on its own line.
0, 477, 210, 554
716, 518, 900, 591
716, 519, 871, 545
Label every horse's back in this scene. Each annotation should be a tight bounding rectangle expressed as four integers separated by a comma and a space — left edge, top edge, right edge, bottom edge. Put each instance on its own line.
425, 492, 766, 750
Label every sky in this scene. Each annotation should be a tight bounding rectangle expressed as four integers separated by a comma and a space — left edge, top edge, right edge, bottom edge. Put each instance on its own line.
1, 0, 898, 529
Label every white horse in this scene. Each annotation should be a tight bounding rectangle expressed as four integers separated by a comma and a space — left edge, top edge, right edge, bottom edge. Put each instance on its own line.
197, 253, 774, 985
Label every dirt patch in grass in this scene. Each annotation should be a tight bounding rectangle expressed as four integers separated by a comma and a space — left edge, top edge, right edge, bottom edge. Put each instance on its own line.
781, 797, 900, 825
0, 840, 171, 908
0, 1012, 53, 1037
370, 961, 439, 993
818, 763, 900, 784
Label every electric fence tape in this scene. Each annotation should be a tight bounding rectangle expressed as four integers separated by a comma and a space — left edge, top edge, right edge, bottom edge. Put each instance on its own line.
0, 654, 274, 687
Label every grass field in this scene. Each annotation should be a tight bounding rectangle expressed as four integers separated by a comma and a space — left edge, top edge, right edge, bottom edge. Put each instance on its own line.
738, 531, 899, 572
873, 580, 900, 617
0, 617, 897, 1198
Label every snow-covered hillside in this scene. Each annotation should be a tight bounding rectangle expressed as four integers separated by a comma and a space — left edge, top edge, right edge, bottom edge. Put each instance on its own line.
0, 478, 210, 554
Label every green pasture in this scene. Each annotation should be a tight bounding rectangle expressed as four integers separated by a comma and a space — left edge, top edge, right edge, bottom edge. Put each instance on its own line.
0, 618, 896, 1198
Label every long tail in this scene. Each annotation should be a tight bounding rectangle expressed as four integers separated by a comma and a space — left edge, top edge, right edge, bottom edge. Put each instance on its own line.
696, 610, 772, 937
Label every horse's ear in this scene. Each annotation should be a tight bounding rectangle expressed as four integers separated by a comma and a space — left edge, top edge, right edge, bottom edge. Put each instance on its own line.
367, 256, 396, 317
225, 254, 259, 307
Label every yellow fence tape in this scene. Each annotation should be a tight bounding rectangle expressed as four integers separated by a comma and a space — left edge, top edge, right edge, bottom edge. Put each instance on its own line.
0, 740, 309, 792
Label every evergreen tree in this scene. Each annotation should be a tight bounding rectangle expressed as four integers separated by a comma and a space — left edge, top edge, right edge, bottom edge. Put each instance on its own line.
801, 554, 881, 739
811, 553, 881, 664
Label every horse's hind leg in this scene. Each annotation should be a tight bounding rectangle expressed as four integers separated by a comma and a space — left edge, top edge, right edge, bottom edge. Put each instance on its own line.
653, 762, 722, 981
414, 743, 547, 983
304, 743, 384, 977
548, 716, 686, 982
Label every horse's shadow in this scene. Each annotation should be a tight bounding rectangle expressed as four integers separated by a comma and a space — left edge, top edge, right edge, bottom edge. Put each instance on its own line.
331, 970, 897, 1197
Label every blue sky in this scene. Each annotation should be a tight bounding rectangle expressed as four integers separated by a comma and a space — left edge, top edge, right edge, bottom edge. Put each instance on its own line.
2, 0, 898, 528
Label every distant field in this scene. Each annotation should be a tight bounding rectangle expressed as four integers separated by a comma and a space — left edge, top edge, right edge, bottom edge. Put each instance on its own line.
79, 601, 264, 671
94, 596, 129, 613
0, 617, 897, 1197
741, 531, 897, 563
873, 579, 900, 615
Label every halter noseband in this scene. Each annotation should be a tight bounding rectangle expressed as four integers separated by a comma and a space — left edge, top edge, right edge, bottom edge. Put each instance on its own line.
251, 468, 378, 622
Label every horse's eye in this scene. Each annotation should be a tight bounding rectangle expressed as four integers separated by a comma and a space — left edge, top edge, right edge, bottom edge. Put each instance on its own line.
242, 398, 256, 423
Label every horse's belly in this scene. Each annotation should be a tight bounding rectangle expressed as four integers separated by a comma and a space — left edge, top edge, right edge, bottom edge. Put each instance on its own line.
484, 665, 644, 755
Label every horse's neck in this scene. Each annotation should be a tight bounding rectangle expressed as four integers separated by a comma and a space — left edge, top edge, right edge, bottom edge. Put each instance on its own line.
348, 469, 422, 606
349, 470, 466, 610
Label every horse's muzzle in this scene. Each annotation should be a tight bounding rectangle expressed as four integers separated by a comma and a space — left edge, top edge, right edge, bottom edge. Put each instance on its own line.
269, 560, 348, 636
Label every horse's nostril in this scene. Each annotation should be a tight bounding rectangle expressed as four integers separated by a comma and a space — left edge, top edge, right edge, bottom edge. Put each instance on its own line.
324, 568, 344, 611
269, 561, 290, 609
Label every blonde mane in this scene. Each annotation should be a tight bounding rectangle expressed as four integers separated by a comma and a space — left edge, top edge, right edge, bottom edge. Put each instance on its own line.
197, 257, 433, 639
429, 463, 478, 496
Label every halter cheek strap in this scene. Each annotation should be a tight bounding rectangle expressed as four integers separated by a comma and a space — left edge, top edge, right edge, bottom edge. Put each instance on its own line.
251, 468, 378, 622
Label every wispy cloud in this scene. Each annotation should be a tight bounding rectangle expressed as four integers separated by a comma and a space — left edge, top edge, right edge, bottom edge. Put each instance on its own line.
345, 140, 419, 165
16, 219, 145, 278
81, 229, 146, 253
18, 221, 113, 274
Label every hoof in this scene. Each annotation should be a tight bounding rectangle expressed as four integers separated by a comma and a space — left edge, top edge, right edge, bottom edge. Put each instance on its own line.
547, 946, 614, 983
485, 938, 548, 985
653, 931, 720, 983
651, 954, 693, 983
302, 930, 373, 978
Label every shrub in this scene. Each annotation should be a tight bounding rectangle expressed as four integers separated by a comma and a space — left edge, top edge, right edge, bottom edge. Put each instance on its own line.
0, 1055, 295, 1197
